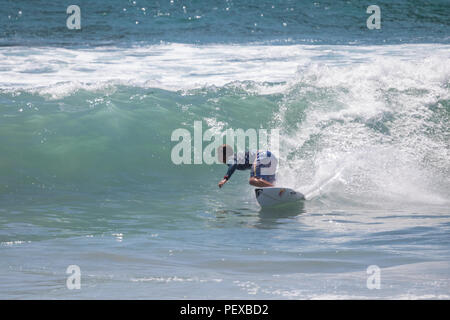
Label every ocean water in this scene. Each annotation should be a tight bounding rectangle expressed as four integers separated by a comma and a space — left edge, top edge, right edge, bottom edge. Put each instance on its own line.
0, 0, 449, 299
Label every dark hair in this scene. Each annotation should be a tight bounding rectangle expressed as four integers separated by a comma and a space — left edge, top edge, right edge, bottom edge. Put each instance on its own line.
217, 144, 233, 163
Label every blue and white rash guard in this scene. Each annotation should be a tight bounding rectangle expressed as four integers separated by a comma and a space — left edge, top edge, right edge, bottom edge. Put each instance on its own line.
223, 150, 277, 184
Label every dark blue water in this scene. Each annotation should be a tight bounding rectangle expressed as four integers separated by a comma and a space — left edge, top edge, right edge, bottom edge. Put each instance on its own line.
1, 0, 449, 46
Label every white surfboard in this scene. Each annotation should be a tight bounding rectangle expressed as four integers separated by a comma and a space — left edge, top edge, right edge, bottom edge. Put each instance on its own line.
255, 187, 305, 208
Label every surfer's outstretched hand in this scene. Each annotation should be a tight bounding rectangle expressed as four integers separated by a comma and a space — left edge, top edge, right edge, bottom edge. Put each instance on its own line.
218, 179, 227, 188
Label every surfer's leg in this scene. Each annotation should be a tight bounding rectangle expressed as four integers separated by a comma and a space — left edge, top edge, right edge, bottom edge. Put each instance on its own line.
250, 160, 275, 187
249, 176, 274, 187
249, 151, 277, 187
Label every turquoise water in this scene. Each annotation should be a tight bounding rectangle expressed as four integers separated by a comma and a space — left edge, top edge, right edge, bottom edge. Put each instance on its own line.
0, 1, 449, 299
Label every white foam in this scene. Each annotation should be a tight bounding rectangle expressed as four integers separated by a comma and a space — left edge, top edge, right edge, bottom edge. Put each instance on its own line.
271, 44, 450, 207
1, 43, 448, 98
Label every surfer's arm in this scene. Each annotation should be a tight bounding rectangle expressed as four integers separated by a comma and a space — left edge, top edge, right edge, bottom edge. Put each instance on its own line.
224, 163, 237, 180
218, 163, 237, 188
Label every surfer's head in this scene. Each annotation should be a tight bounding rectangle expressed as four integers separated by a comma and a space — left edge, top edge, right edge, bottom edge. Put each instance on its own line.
217, 144, 234, 163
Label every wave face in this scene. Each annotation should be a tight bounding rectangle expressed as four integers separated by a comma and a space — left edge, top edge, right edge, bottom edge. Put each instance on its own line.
1, 44, 449, 209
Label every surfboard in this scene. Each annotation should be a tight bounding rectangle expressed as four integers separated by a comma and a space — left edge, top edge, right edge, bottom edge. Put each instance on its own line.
255, 187, 305, 208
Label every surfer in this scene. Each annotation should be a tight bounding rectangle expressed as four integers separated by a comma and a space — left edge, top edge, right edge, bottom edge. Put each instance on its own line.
217, 144, 277, 188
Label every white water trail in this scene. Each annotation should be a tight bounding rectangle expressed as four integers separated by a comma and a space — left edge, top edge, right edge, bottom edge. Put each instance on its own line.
273, 46, 450, 208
